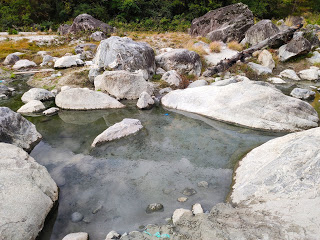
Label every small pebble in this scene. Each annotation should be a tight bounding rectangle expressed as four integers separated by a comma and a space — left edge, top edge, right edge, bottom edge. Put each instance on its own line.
177, 197, 188, 202
198, 181, 209, 188
92, 205, 103, 214
146, 203, 164, 213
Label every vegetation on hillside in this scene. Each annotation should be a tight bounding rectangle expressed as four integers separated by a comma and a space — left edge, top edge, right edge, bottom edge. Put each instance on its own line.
1, 0, 320, 32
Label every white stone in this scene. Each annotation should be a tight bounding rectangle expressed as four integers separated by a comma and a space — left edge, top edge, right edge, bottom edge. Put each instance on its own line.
308, 51, 320, 64
290, 88, 315, 100
91, 118, 143, 147
299, 68, 319, 81
137, 91, 154, 109
231, 127, 320, 239
267, 77, 286, 84
56, 88, 124, 110
198, 181, 209, 188
54, 56, 80, 68
17, 100, 46, 114
94, 70, 154, 100
279, 69, 301, 81
161, 81, 318, 132
247, 62, 272, 75
0, 143, 58, 240
12, 59, 37, 70
21, 88, 55, 103
192, 203, 204, 215
172, 208, 193, 224
62, 232, 88, 240
188, 79, 208, 88
43, 107, 59, 116
105, 230, 120, 240
258, 50, 275, 70
156, 67, 166, 75
161, 70, 182, 87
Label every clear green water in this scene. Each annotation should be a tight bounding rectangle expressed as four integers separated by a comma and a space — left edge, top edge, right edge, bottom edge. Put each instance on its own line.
1, 77, 282, 240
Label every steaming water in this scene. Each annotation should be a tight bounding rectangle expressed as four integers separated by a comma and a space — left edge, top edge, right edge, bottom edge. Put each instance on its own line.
1, 78, 281, 240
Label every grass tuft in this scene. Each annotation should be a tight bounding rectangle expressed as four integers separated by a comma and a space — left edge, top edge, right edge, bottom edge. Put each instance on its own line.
227, 41, 243, 52
209, 41, 221, 53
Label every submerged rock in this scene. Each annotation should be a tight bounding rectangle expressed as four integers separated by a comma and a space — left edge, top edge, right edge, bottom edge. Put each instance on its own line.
62, 232, 88, 240
0, 143, 58, 240
91, 118, 143, 147
94, 70, 154, 100
21, 88, 55, 103
146, 203, 164, 213
182, 188, 197, 196
156, 49, 202, 76
17, 100, 46, 114
161, 80, 318, 132
71, 212, 84, 223
93, 36, 156, 79
0, 107, 42, 152
290, 88, 315, 100
190, 3, 254, 42
55, 88, 124, 110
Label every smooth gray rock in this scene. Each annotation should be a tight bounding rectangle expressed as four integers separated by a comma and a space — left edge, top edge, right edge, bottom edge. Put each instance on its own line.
231, 127, 320, 239
94, 70, 154, 100
21, 88, 55, 103
62, 232, 88, 240
279, 33, 311, 61
55, 88, 124, 110
279, 69, 301, 81
3, 53, 19, 65
71, 212, 84, 223
136, 91, 154, 109
156, 49, 202, 76
88, 67, 101, 82
17, 100, 46, 114
248, 62, 272, 75
188, 79, 208, 88
12, 59, 37, 70
93, 36, 156, 79
90, 31, 107, 41
0, 107, 42, 152
0, 143, 58, 240
161, 80, 318, 132
161, 70, 182, 87
290, 88, 315, 100
190, 3, 254, 42
91, 118, 143, 147
67, 14, 113, 35
243, 20, 279, 46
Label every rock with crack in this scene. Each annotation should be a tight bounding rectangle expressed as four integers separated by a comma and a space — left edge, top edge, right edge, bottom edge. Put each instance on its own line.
91, 118, 143, 147
55, 88, 124, 110
93, 36, 155, 79
290, 88, 316, 100
279, 32, 311, 61
231, 127, 320, 239
136, 91, 154, 110
0, 107, 42, 152
190, 3, 254, 42
94, 70, 154, 100
17, 100, 46, 114
242, 19, 280, 46
0, 143, 58, 240
161, 80, 318, 132
161, 70, 182, 87
21, 88, 55, 103
156, 49, 202, 76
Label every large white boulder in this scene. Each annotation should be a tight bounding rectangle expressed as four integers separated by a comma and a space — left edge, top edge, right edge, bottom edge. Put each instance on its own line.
91, 118, 143, 147
231, 127, 320, 239
156, 49, 202, 76
17, 100, 46, 114
94, 70, 154, 100
0, 143, 58, 240
161, 80, 318, 132
21, 88, 55, 103
0, 107, 42, 152
54, 55, 82, 68
55, 88, 124, 110
12, 59, 37, 70
93, 36, 156, 79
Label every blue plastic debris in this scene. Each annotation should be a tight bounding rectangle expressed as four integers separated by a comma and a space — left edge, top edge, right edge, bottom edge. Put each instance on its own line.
164, 113, 169, 116
143, 230, 170, 238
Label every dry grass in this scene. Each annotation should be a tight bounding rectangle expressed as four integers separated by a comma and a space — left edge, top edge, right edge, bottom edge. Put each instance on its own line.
227, 41, 243, 51
209, 41, 221, 53
184, 41, 207, 56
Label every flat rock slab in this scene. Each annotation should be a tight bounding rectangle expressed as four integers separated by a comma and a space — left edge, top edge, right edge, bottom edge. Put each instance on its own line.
0, 143, 58, 240
232, 127, 320, 239
55, 88, 125, 110
0, 107, 42, 152
161, 80, 318, 132
91, 118, 143, 147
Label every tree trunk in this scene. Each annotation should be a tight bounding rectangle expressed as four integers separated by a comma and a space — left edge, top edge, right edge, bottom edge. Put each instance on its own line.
202, 23, 303, 77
